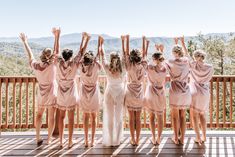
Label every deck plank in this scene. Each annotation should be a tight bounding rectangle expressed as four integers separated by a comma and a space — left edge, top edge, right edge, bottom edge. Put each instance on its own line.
0, 131, 235, 156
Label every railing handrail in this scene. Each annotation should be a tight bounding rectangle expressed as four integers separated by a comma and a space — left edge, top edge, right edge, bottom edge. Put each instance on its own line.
0, 75, 235, 130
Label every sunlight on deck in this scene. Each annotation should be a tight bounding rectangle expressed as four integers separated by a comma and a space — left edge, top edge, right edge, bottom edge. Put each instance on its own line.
1, 131, 235, 156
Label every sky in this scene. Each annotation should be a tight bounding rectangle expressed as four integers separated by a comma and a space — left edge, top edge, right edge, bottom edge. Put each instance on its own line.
0, 0, 235, 38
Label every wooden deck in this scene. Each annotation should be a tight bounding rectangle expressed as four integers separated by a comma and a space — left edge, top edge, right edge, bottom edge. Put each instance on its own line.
0, 131, 235, 157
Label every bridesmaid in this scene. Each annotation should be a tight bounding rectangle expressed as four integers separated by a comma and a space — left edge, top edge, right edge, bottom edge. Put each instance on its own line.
144, 39, 167, 145
122, 35, 147, 146
56, 32, 90, 148
180, 36, 213, 144
78, 34, 101, 147
99, 36, 125, 146
165, 37, 191, 145
19, 28, 59, 145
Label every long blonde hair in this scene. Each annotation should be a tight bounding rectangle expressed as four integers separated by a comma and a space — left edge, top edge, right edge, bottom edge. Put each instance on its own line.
40, 48, 54, 64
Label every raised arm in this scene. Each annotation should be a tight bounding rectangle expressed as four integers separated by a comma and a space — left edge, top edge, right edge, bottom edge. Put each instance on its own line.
121, 35, 130, 68
19, 33, 34, 61
146, 40, 150, 56
98, 36, 106, 64
52, 27, 61, 55
121, 35, 126, 57
80, 32, 91, 56
174, 37, 179, 45
126, 35, 130, 56
142, 36, 149, 59
155, 44, 160, 51
142, 36, 146, 58
180, 36, 189, 56
159, 44, 164, 53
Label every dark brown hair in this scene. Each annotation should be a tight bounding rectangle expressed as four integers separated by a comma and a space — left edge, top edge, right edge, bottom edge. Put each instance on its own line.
62, 48, 73, 61
129, 49, 142, 64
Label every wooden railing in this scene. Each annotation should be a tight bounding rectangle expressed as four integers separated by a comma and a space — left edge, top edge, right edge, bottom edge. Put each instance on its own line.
0, 75, 235, 130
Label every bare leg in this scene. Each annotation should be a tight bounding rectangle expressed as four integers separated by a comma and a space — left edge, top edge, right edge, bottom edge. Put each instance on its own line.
128, 110, 136, 145
68, 109, 75, 148
135, 110, 142, 145
91, 112, 97, 147
36, 107, 45, 144
83, 113, 90, 147
149, 112, 156, 145
199, 112, 207, 142
59, 110, 66, 147
157, 114, 163, 145
171, 108, 179, 144
47, 107, 56, 144
192, 110, 201, 143
179, 109, 186, 144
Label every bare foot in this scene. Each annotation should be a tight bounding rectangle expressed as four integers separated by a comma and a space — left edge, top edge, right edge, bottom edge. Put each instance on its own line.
194, 138, 202, 145
201, 136, 206, 143
171, 137, 179, 145
130, 138, 136, 146
84, 140, 88, 147
150, 137, 156, 146
156, 137, 161, 145
178, 137, 184, 145
68, 140, 75, 149
59, 138, 66, 148
47, 137, 55, 144
37, 138, 43, 146
90, 139, 95, 147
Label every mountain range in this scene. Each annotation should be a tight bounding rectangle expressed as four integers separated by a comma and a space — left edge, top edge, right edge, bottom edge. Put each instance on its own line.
0, 32, 234, 59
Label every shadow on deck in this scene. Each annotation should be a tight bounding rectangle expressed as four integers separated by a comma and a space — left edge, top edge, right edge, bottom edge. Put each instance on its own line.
0, 131, 235, 157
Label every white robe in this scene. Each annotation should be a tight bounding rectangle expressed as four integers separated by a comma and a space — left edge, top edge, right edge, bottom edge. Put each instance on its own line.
102, 59, 125, 146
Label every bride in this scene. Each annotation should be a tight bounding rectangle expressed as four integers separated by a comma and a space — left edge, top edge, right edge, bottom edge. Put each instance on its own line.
98, 36, 125, 146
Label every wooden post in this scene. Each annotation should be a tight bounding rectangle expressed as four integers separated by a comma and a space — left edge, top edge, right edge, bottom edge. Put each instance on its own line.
32, 78, 36, 127
216, 78, 219, 128
230, 78, 233, 128
210, 80, 213, 128
12, 78, 16, 128
25, 78, 29, 128
5, 78, 9, 128
0, 78, 2, 134
222, 78, 226, 128
19, 79, 22, 127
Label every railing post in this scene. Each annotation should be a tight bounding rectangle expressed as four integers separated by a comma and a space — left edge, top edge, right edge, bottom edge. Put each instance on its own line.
12, 78, 16, 128
32, 78, 36, 127
25, 78, 29, 128
210, 80, 213, 128
19, 79, 22, 128
0, 78, 2, 134
230, 78, 233, 128
5, 78, 9, 129
216, 78, 219, 128
223, 78, 226, 128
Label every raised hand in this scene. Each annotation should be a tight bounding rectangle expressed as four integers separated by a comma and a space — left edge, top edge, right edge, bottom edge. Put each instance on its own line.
80, 32, 91, 55
145, 39, 150, 56
155, 44, 160, 51
174, 37, 179, 45
19, 33, 34, 60
159, 44, 164, 53
142, 36, 146, 57
19, 33, 28, 43
84, 32, 91, 41
98, 36, 104, 57
52, 27, 57, 36
126, 35, 130, 55
121, 35, 126, 41
180, 36, 185, 45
